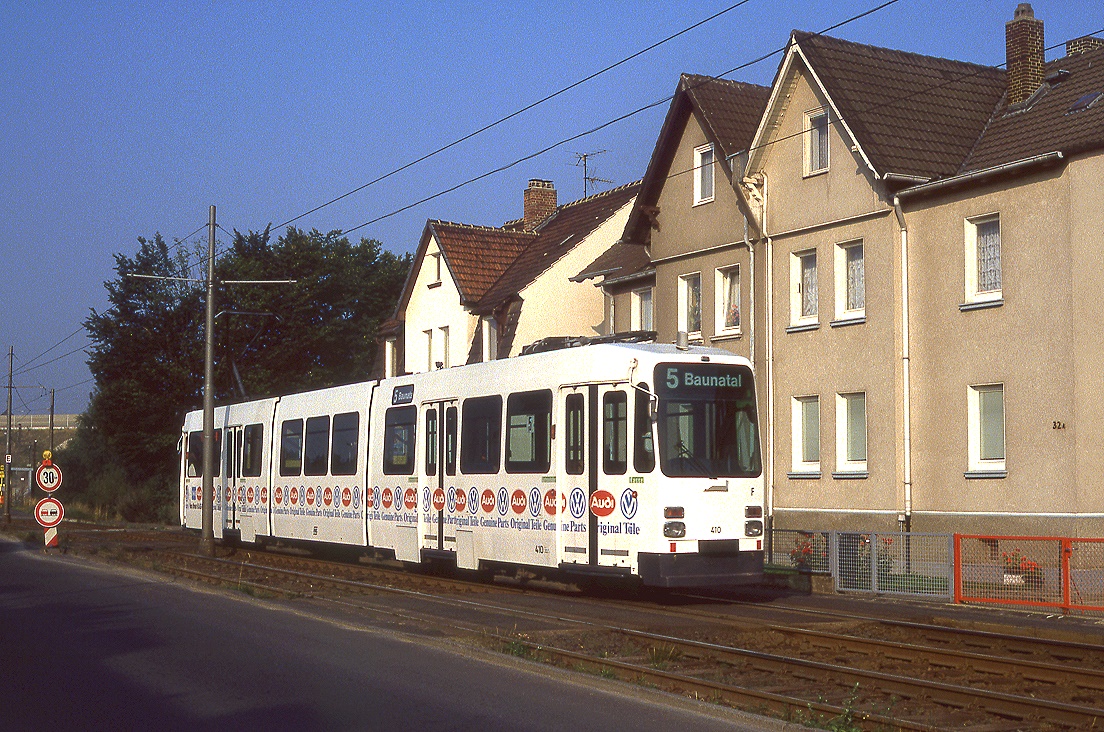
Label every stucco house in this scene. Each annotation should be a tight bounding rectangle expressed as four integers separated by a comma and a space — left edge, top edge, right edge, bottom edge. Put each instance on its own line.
612, 4, 1104, 537
381, 179, 640, 375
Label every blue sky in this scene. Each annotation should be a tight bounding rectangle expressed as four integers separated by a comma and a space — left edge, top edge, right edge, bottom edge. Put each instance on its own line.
1, 0, 1099, 414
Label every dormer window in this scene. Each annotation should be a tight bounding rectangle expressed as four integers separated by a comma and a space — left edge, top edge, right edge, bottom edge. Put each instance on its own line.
693, 143, 715, 205
804, 109, 829, 176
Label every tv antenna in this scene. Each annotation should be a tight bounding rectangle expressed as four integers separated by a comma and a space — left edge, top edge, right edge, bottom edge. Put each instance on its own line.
573, 150, 613, 197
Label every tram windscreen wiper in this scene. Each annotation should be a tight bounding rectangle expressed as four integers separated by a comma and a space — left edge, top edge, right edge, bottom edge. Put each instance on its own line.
674, 440, 717, 480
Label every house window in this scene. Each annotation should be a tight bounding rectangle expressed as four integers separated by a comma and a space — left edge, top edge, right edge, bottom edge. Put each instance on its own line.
482, 317, 498, 361
836, 392, 867, 474
428, 252, 442, 286
834, 241, 864, 320
384, 338, 397, 378
965, 214, 1002, 305
968, 384, 1006, 475
678, 273, 702, 337
608, 294, 616, 335
438, 326, 449, 368
631, 287, 653, 331
791, 396, 820, 474
693, 143, 715, 205
715, 264, 740, 334
424, 329, 433, 372
789, 250, 818, 326
805, 109, 829, 175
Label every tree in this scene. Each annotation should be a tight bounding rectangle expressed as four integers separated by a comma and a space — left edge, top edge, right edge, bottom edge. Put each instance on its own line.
59, 228, 410, 521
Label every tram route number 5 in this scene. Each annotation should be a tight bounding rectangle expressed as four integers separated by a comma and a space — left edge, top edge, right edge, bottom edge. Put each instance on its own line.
36, 461, 63, 493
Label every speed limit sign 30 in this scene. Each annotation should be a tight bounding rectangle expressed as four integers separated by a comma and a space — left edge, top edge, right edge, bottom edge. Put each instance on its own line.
36, 462, 63, 493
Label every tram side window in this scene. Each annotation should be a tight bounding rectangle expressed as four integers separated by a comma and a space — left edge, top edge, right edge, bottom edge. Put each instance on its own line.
213, 429, 222, 477
280, 419, 304, 476
565, 393, 584, 475
426, 409, 438, 476
383, 406, 417, 475
445, 406, 457, 476
603, 391, 627, 475
461, 395, 502, 474
331, 412, 359, 476
505, 390, 552, 473
187, 431, 203, 477
634, 384, 655, 473
304, 416, 330, 476
242, 424, 264, 477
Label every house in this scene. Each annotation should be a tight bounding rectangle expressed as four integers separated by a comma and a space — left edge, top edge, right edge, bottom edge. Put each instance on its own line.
381, 178, 640, 375
613, 4, 1104, 537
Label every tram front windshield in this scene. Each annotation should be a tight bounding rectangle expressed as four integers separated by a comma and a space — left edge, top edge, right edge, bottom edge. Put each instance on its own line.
654, 362, 761, 479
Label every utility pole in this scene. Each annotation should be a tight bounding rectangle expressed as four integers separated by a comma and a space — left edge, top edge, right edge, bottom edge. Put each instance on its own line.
5, 346, 12, 525
49, 388, 55, 453
200, 205, 217, 557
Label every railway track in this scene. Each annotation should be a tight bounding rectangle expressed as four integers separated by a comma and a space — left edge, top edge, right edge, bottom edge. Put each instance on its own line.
145, 547, 1104, 731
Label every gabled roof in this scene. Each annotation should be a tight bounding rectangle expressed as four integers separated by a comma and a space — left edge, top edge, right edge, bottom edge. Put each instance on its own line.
963, 45, 1104, 171
428, 222, 535, 305
749, 32, 1006, 181
476, 181, 641, 314
622, 74, 770, 245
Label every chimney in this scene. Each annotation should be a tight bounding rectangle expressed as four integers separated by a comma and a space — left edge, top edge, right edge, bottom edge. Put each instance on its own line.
1006, 3, 1045, 106
1066, 36, 1104, 57
522, 179, 556, 231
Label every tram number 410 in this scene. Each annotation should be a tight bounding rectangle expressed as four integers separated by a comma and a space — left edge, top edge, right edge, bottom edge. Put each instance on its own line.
711, 526, 723, 534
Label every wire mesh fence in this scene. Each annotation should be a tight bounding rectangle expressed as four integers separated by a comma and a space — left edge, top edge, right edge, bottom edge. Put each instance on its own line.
768, 529, 831, 574
955, 535, 1104, 614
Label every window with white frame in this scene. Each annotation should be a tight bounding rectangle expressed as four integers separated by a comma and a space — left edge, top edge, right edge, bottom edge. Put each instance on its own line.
964, 214, 1001, 305
791, 396, 820, 473
482, 317, 498, 361
438, 326, 449, 368
428, 252, 442, 285
835, 392, 867, 474
424, 329, 434, 372
715, 264, 741, 334
693, 143, 715, 205
631, 287, 653, 331
678, 273, 702, 337
789, 250, 818, 326
968, 383, 1005, 474
834, 240, 864, 320
805, 109, 829, 175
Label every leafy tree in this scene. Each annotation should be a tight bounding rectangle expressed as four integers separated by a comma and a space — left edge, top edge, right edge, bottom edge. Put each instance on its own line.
58, 228, 410, 522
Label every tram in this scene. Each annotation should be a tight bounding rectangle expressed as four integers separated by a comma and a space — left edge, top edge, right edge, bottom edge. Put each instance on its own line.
180, 342, 765, 587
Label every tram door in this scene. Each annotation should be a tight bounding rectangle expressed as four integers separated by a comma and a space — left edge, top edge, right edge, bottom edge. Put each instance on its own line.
423, 400, 457, 552
225, 425, 243, 531
558, 388, 598, 566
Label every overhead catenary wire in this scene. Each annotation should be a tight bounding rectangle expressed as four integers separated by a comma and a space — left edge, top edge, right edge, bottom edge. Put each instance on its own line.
270, 0, 761, 232
14, 326, 86, 374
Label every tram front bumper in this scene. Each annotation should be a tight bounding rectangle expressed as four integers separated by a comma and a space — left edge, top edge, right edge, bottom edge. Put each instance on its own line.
638, 549, 763, 588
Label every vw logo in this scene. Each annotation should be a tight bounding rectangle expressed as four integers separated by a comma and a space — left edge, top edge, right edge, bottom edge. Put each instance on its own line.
468, 487, 478, 515
373, 486, 382, 510
620, 488, 639, 520
569, 487, 587, 519
528, 488, 542, 518
352, 487, 361, 510
497, 487, 509, 516
422, 487, 431, 512
447, 487, 457, 513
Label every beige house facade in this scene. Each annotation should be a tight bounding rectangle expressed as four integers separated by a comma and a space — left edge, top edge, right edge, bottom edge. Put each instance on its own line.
610, 5, 1104, 537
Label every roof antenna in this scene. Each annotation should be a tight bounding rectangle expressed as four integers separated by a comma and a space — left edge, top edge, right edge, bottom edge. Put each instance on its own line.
572, 150, 612, 197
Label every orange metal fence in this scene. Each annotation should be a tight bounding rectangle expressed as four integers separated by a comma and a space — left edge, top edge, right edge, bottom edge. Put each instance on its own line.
954, 534, 1104, 614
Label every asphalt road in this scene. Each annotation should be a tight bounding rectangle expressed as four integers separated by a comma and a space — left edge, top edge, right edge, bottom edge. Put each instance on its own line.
0, 537, 792, 731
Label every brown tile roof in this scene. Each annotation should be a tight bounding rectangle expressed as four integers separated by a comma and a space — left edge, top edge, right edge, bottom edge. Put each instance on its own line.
682, 74, 772, 159
430, 222, 534, 305
792, 31, 1007, 179
475, 181, 641, 313
962, 46, 1104, 171
573, 240, 652, 283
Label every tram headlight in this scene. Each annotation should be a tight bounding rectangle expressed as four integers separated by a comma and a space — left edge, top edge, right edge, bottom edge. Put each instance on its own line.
745, 505, 763, 519
664, 506, 684, 519
663, 521, 686, 538
744, 520, 763, 537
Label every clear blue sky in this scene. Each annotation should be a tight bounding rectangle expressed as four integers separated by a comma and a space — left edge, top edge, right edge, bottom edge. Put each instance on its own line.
1, 0, 1098, 414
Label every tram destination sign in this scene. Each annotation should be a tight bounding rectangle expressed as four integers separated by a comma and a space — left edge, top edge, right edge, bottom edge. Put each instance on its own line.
392, 384, 414, 405
655, 362, 752, 398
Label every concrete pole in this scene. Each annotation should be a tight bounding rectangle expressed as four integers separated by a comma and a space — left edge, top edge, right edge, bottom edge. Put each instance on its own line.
199, 205, 217, 556
5, 346, 12, 524
49, 389, 55, 453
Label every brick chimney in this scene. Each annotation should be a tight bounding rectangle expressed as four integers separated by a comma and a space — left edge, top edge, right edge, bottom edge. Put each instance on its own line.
522, 179, 556, 231
1006, 3, 1045, 106
1066, 35, 1104, 56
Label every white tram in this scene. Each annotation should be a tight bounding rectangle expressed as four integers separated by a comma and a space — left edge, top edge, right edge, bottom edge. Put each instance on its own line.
180, 343, 765, 587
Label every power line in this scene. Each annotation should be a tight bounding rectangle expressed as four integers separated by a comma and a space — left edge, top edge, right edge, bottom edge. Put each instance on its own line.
339, 0, 906, 235
15, 326, 86, 374
270, 0, 760, 233
13, 344, 89, 377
